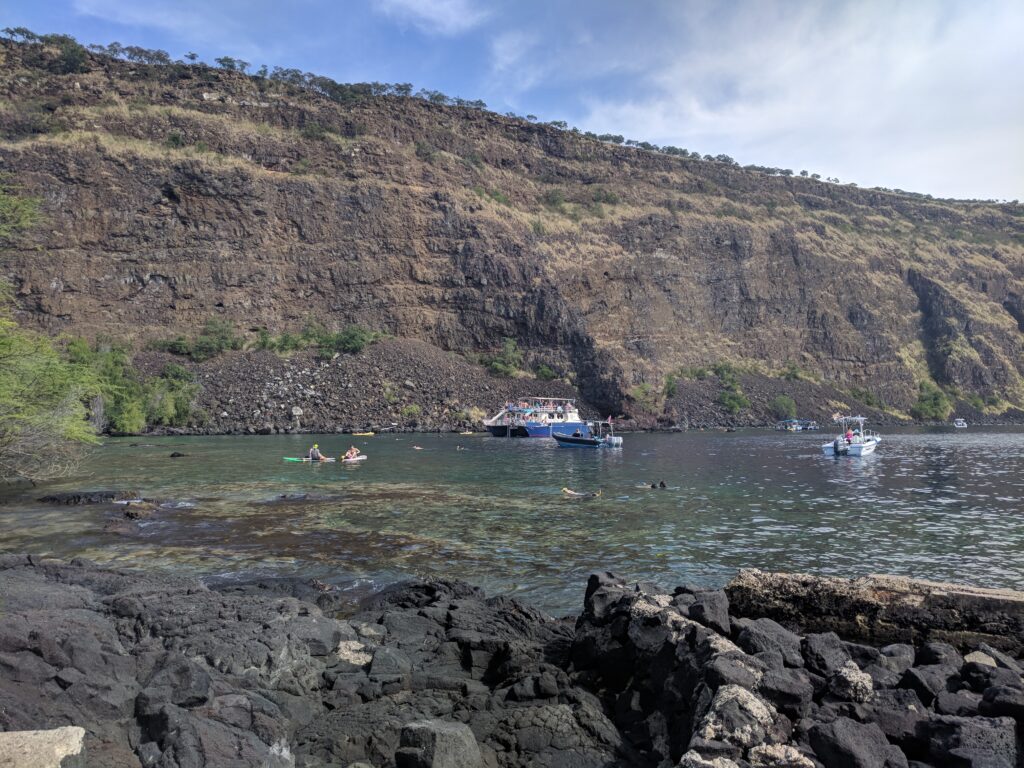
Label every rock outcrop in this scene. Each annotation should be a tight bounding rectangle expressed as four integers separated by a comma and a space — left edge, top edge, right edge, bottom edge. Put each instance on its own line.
725, 569, 1024, 655
1, 556, 1022, 767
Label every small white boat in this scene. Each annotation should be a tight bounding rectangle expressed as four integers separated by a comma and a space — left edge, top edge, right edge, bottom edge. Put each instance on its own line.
953, 418, 968, 429
822, 415, 881, 457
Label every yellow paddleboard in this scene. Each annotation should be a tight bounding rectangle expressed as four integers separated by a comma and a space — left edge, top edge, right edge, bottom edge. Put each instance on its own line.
352, 432, 374, 436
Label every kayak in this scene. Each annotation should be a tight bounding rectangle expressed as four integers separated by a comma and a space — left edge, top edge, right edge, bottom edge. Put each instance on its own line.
352, 432, 374, 436
284, 457, 336, 463
341, 455, 367, 463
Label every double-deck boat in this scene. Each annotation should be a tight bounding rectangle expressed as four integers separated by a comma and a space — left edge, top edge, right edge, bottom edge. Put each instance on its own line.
483, 397, 588, 438
822, 415, 881, 456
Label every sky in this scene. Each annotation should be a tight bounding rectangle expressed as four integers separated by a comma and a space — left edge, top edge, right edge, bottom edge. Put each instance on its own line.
4, 0, 1022, 201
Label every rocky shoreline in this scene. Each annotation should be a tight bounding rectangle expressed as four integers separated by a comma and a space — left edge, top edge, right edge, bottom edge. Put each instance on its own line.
132, 341, 1024, 438
1, 557, 1022, 767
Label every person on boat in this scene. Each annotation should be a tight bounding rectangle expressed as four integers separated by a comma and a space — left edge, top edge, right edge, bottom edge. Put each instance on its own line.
844, 428, 854, 443
572, 429, 582, 437
343, 445, 360, 460
308, 444, 326, 461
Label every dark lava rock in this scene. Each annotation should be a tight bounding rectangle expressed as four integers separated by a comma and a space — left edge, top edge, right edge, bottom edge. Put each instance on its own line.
169, 452, 187, 458
919, 715, 1018, 767
934, 690, 981, 717
803, 632, 853, 677
960, 662, 1022, 694
917, 642, 963, 668
979, 685, 1024, 720
37, 490, 140, 505
689, 590, 731, 636
735, 618, 805, 668
809, 716, 908, 768
900, 665, 961, 706
395, 719, 482, 768
868, 689, 928, 752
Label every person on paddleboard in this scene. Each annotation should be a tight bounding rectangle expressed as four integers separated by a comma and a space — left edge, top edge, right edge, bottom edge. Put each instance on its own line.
343, 445, 361, 460
308, 443, 327, 461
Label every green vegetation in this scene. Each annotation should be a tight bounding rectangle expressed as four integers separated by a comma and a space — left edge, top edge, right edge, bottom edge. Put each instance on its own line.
717, 389, 750, 415
712, 362, 740, 390
910, 381, 953, 420
535, 364, 557, 381
415, 142, 437, 162
769, 395, 797, 420
779, 361, 812, 382
67, 340, 198, 433
154, 318, 243, 362
663, 374, 679, 398
399, 404, 422, 418
629, 382, 659, 412
713, 362, 750, 414
482, 338, 523, 377
0, 297, 98, 483
541, 189, 567, 212
849, 386, 884, 409
0, 176, 41, 241
677, 366, 710, 380
474, 187, 509, 205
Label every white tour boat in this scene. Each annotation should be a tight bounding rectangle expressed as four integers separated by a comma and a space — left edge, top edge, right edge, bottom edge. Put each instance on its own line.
822, 415, 881, 457
953, 418, 968, 428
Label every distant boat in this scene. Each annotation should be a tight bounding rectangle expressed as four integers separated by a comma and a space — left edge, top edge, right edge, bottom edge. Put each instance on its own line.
822, 415, 881, 457
953, 418, 968, 428
483, 397, 588, 438
553, 419, 623, 448
776, 419, 820, 432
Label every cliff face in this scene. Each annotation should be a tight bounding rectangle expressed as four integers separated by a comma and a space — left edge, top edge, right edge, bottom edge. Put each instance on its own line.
2, 40, 1023, 414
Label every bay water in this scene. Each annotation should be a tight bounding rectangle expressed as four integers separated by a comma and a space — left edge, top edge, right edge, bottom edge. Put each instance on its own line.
2, 428, 1022, 614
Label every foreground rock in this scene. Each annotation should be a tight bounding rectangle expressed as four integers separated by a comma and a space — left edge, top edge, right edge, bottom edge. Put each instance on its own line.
0, 556, 1021, 767
0, 725, 86, 767
726, 569, 1024, 655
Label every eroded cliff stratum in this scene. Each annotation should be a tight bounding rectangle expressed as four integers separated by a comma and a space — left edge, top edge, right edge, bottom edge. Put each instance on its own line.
2, 40, 1023, 415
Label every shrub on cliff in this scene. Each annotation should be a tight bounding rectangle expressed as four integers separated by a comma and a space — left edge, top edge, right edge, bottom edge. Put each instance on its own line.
910, 381, 953, 420
769, 395, 797, 420
482, 338, 523, 377
717, 389, 750, 414
0, 176, 41, 240
154, 319, 243, 362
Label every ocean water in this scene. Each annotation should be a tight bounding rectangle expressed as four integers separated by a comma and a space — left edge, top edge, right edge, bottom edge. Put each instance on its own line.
2, 428, 1023, 614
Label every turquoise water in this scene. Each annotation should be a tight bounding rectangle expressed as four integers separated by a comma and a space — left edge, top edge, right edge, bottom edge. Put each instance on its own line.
2, 428, 1023, 614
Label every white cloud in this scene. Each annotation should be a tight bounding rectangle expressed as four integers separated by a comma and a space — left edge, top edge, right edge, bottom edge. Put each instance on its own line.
493, 0, 1024, 200
373, 0, 487, 36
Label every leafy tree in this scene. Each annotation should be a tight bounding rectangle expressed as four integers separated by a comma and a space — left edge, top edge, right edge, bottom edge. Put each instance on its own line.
483, 338, 523, 377
910, 381, 952, 420
535, 364, 557, 381
0, 298, 98, 482
184, 52, 198, 62
769, 395, 797, 420
717, 389, 750, 414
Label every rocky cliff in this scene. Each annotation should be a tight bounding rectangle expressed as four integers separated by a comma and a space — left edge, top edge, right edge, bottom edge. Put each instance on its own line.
2, 39, 1023, 418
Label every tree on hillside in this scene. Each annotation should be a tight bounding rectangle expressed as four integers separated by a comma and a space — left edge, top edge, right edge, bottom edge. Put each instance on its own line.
0, 181, 99, 483
0, 301, 99, 483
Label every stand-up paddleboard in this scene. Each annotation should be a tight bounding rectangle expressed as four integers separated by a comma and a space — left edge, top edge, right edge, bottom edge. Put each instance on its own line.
341, 455, 368, 463
283, 457, 336, 463
352, 432, 374, 436
562, 487, 602, 498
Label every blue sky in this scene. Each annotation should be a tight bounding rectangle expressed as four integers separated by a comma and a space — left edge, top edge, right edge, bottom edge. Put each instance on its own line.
5, 0, 1023, 200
